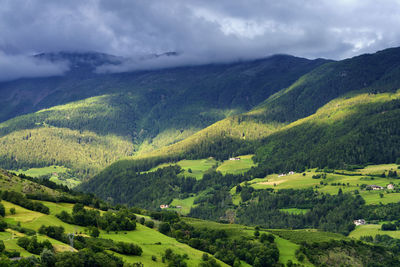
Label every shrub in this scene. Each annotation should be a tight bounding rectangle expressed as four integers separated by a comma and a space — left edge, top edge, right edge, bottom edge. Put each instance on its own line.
159, 222, 171, 234
381, 223, 397, 231
145, 220, 155, 228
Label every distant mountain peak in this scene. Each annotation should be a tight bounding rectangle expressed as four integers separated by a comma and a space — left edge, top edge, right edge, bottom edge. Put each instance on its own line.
34, 51, 124, 72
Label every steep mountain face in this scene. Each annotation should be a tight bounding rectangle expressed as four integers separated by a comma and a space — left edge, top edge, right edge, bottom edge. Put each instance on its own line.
84, 46, 400, 193
0, 53, 326, 177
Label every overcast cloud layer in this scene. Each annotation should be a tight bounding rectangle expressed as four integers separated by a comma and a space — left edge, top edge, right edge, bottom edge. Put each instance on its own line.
1, 0, 400, 79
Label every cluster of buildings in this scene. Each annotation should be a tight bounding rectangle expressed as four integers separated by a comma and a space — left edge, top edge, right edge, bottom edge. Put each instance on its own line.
353, 219, 366, 226
278, 171, 295, 177
159, 204, 182, 209
367, 184, 395, 190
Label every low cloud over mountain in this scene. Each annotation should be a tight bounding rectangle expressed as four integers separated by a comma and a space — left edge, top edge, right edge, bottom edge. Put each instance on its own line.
1, 0, 400, 78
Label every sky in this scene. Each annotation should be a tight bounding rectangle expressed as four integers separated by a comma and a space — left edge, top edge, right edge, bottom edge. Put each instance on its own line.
1, 0, 400, 80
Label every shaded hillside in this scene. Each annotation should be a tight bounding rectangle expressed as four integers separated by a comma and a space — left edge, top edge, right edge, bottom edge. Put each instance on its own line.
0, 54, 326, 176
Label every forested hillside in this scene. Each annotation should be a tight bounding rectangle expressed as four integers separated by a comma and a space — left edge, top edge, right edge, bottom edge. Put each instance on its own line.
95, 46, 400, 179
252, 91, 400, 173
0, 53, 326, 177
82, 49, 400, 213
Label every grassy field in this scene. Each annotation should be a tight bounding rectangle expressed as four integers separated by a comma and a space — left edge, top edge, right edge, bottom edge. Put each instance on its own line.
0, 169, 60, 196
267, 229, 348, 244
1, 199, 227, 266
0, 204, 73, 256
169, 196, 198, 215
273, 235, 312, 266
3, 238, 34, 257
2, 200, 85, 233
183, 217, 255, 238
49, 176, 81, 188
178, 159, 218, 180
147, 158, 218, 180
13, 165, 69, 178
359, 164, 399, 176
349, 223, 400, 239
360, 191, 400, 205
11, 165, 81, 188
216, 155, 256, 175
102, 224, 228, 266
236, 165, 400, 205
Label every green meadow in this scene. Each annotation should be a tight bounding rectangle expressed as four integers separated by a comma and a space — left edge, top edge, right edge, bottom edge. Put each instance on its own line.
0, 170, 60, 196
268, 229, 348, 244
359, 164, 399, 176
2, 200, 85, 234
102, 224, 227, 267
11, 165, 81, 188
235, 164, 400, 205
183, 217, 255, 238
273, 235, 312, 266
169, 196, 198, 215
147, 158, 218, 180
13, 165, 68, 178
350, 223, 400, 239
1, 199, 228, 266
216, 155, 256, 175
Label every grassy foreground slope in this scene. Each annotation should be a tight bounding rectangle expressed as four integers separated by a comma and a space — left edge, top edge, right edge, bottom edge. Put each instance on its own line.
0, 200, 227, 266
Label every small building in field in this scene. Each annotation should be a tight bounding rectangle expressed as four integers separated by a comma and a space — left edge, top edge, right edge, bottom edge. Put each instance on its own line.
387, 184, 395, 190
160, 204, 169, 209
353, 219, 366, 226
229, 157, 241, 161
368, 185, 384, 190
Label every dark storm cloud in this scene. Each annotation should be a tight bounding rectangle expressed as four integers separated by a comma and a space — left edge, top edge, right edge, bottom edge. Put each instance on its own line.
1, 0, 400, 77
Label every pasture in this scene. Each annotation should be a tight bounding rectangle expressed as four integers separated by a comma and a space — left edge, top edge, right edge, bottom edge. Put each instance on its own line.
268, 229, 348, 244
1, 199, 226, 266
147, 158, 217, 180
102, 223, 228, 266
350, 223, 400, 239
237, 164, 400, 205
216, 155, 256, 175
13, 165, 69, 178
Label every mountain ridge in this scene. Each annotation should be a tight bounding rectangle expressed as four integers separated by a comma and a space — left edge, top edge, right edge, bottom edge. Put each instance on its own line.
0, 54, 326, 177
